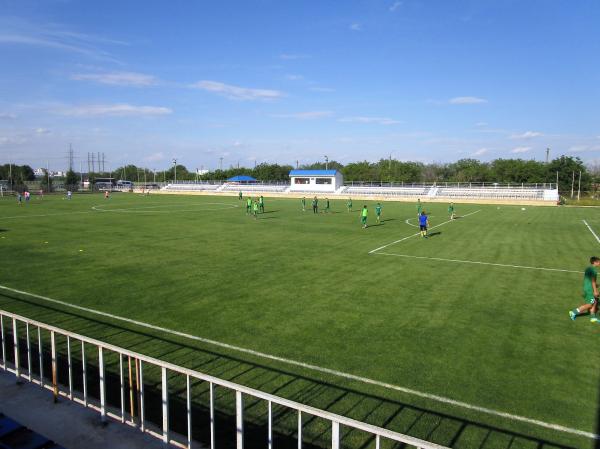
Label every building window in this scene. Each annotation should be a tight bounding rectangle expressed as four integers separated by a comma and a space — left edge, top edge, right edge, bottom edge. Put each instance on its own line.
315, 178, 332, 184
294, 177, 310, 184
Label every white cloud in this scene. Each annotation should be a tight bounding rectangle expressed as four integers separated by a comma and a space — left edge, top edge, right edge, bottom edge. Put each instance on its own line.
72, 71, 158, 86
0, 112, 17, 119
568, 145, 600, 153
144, 152, 165, 162
191, 80, 284, 101
449, 96, 488, 104
272, 111, 333, 120
58, 104, 173, 117
35, 128, 51, 134
510, 146, 532, 154
338, 116, 402, 125
350, 23, 362, 31
472, 148, 488, 156
510, 131, 543, 139
285, 74, 303, 81
389, 1, 403, 11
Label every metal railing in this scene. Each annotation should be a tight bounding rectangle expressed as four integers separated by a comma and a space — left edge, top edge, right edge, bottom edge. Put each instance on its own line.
0, 309, 448, 449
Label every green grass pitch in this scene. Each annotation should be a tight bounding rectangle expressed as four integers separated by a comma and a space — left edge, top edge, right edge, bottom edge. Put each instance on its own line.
1, 192, 599, 449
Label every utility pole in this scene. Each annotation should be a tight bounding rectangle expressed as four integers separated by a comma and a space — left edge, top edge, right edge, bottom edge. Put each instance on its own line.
196, 168, 199, 183
46, 161, 49, 192
296, 160, 299, 169
571, 171, 575, 199
577, 170, 582, 201
546, 147, 550, 164
80, 161, 83, 187
172, 159, 177, 183
91, 153, 95, 173
324, 155, 329, 170
68, 143, 74, 172
219, 157, 223, 171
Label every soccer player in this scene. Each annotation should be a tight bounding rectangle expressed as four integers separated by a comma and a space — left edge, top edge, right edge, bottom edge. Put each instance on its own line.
24, 191, 30, 203
448, 202, 455, 220
312, 196, 318, 214
347, 198, 352, 212
325, 198, 330, 213
38, 189, 43, 200
67, 190, 72, 200
104, 190, 110, 199
252, 199, 259, 219
419, 211, 429, 238
416, 199, 423, 218
238, 191, 243, 200
259, 195, 265, 213
569, 256, 600, 323
375, 202, 382, 223
17, 192, 22, 206
246, 197, 252, 215
301, 197, 306, 212
361, 205, 368, 228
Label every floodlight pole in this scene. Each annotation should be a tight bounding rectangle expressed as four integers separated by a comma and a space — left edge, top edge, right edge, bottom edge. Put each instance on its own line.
173, 159, 177, 183
324, 155, 329, 170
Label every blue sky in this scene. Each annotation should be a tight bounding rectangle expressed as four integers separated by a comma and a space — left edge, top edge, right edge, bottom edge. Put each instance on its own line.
0, 0, 599, 172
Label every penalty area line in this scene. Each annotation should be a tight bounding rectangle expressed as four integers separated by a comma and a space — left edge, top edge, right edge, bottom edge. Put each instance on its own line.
0, 283, 597, 440
583, 220, 600, 244
374, 252, 582, 274
369, 209, 481, 254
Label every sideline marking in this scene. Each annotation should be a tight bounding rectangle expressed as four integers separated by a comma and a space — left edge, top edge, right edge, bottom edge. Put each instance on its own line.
0, 283, 597, 440
583, 220, 600, 244
0, 211, 94, 220
91, 202, 238, 213
369, 210, 481, 254
375, 252, 582, 274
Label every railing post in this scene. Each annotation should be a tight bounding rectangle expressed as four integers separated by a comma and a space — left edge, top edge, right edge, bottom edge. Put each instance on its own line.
375, 434, 381, 449
99, 347, 106, 422
268, 400, 273, 449
209, 382, 215, 449
51, 330, 58, 402
12, 318, 21, 381
331, 421, 340, 449
1, 315, 5, 369
82, 341, 87, 406
26, 322, 31, 381
186, 375, 192, 449
38, 327, 43, 388
128, 356, 135, 423
161, 366, 169, 446
67, 336, 73, 399
236, 390, 243, 449
139, 360, 145, 432
297, 410, 302, 449
120, 353, 125, 423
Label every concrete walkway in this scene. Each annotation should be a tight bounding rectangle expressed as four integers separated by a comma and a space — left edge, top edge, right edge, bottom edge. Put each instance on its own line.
0, 370, 165, 449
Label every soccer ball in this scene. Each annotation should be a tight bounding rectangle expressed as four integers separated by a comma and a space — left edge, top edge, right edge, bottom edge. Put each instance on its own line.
521, 207, 526, 211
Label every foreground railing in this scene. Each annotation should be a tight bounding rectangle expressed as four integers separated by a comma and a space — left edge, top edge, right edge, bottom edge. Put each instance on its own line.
0, 309, 448, 449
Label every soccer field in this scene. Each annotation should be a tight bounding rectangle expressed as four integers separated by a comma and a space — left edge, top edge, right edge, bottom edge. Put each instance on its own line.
1, 192, 599, 449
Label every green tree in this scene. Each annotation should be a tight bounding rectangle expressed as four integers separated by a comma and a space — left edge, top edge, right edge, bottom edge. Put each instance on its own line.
547, 156, 591, 194
39, 170, 53, 192
64, 170, 80, 191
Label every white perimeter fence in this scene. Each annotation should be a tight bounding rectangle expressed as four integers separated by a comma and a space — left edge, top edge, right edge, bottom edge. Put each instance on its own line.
0, 309, 448, 449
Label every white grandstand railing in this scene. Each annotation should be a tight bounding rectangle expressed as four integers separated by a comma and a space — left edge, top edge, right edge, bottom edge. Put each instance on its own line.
345, 181, 556, 189
0, 309, 449, 449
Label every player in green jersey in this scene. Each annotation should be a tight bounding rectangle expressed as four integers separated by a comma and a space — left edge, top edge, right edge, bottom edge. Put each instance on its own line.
259, 195, 264, 213
448, 202, 455, 220
238, 191, 243, 200
246, 197, 252, 215
347, 198, 352, 212
569, 256, 600, 322
325, 198, 330, 213
416, 199, 423, 218
375, 203, 382, 223
312, 196, 318, 214
252, 199, 259, 219
301, 197, 306, 212
361, 205, 368, 228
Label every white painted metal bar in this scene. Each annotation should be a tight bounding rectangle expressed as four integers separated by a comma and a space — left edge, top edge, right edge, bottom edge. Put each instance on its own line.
375, 434, 381, 449
236, 390, 243, 449
120, 353, 125, 423
37, 326, 43, 387
297, 410, 302, 449
332, 421, 340, 449
67, 336, 73, 399
186, 374, 192, 449
50, 330, 57, 401
139, 360, 145, 432
267, 400, 273, 449
161, 366, 169, 446
26, 323, 31, 381
12, 318, 20, 379
0, 315, 5, 368
81, 341, 87, 406
209, 382, 215, 449
0, 310, 450, 449
99, 346, 106, 421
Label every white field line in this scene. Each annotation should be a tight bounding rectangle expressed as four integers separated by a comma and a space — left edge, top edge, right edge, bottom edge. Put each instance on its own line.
583, 220, 600, 244
0, 283, 597, 440
369, 210, 481, 254
404, 215, 436, 228
375, 252, 582, 274
0, 211, 94, 220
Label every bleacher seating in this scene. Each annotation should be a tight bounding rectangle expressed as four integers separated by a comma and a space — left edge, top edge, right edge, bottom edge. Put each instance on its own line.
163, 183, 220, 191
221, 184, 288, 192
435, 187, 544, 200
345, 186, 429, 197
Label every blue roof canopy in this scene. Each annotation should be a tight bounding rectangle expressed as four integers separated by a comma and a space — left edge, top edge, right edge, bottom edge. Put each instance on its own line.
228, 175, 257, 182
289, 169, 338, 176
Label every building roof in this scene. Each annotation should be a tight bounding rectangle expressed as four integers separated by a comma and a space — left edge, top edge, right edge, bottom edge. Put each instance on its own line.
289, 169, 338, 176
228, 175, 257, 182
